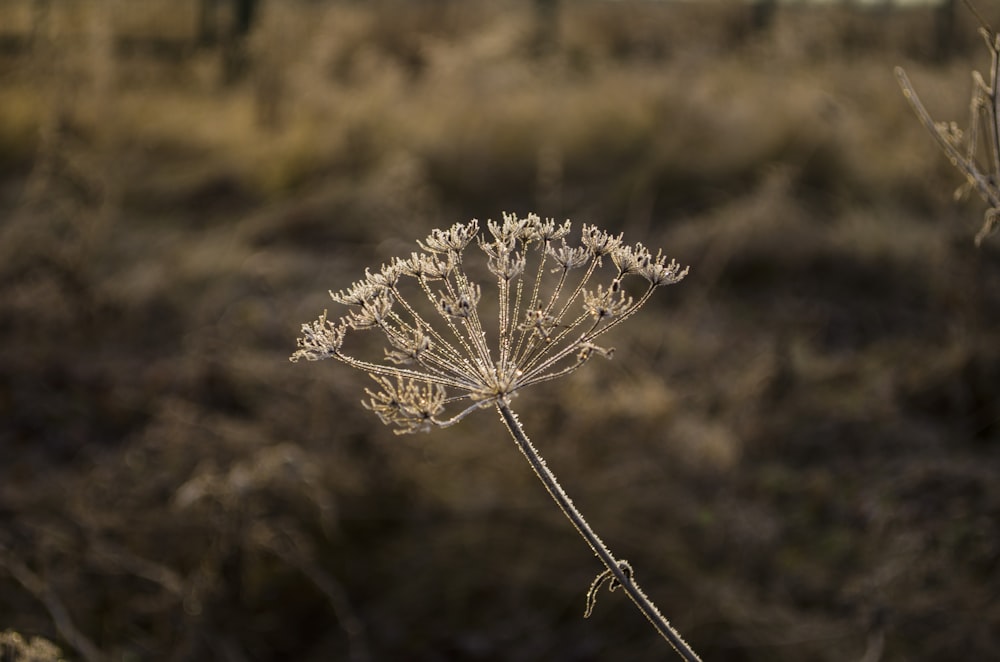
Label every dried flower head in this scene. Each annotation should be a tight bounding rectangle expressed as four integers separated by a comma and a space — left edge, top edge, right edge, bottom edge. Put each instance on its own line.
0, 630, 64, 662
291, 212, 688, 434
291, 213, 702, 661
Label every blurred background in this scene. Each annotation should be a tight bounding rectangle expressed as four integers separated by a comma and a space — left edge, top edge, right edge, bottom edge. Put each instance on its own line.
1, 0, 999, 660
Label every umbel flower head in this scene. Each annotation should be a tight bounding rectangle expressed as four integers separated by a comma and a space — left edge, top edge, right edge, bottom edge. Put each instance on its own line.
291, 212, 688, 434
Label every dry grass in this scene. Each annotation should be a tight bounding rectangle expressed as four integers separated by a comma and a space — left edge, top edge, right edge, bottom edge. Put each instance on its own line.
1, 1, 1000, 661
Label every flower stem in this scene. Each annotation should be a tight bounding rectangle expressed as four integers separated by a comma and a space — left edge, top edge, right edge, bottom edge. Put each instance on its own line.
496, 401, 701, 662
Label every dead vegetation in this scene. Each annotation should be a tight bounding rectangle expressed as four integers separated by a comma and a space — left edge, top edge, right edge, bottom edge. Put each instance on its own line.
1, 1, 999, 660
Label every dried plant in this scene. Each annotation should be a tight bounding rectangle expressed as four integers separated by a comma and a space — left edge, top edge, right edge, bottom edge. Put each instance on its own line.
291, 212, 699, 660
0, 631, 64, 662
895, 1, 1000, 245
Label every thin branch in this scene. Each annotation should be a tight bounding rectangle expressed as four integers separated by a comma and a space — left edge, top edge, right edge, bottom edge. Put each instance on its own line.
0, 551, 107, 662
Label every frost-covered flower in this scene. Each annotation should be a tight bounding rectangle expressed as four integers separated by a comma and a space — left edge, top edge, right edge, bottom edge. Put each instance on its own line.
418, 219, 480, 254
547, 241, 590, 271
583, 284, 633, 321
292, 311, 344, 361
291, 213, 702, 661
291, 212, 687, 434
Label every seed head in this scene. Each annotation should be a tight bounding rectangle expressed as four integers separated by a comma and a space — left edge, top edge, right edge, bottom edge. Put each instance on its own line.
547, 241, 590, 271
418, 219, 480, 254
581, 224, 623, 260
345, 291, 394, 329
290, 311, 345, 362
384, 326, 432, 365
404, 252, 455, 280
583, 284, 633, 320
363, 375, 447, 434
292, 213, 688, 433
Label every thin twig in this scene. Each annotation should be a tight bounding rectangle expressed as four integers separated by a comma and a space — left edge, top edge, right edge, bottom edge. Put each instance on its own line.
895, 1, 1000, 244
0, 551, 107, 662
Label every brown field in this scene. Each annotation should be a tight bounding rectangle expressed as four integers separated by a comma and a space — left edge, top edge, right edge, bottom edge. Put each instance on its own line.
2, 1, 999, 660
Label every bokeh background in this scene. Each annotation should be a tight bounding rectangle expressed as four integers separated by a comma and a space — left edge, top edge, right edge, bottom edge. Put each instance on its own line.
2, 1, 999, 660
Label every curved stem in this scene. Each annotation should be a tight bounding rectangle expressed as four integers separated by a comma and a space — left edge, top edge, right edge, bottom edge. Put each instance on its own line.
496, 401, 701, 662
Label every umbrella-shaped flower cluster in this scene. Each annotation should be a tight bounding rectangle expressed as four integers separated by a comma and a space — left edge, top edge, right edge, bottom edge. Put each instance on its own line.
292, 212, 687, 434
292, 212, 701, 661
